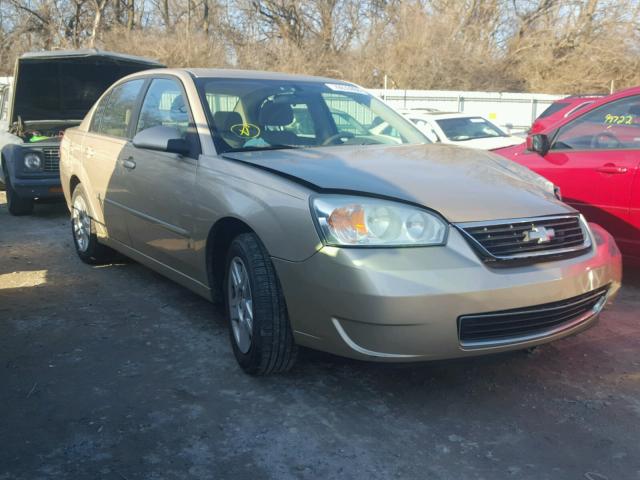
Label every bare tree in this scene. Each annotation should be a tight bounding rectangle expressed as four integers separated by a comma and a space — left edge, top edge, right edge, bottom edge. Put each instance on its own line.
89, 0, 109, 46
1, 0, 640, 94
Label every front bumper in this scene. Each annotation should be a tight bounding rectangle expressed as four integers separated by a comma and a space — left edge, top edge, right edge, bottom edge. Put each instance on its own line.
273, 223, 622, 361
9, 176, 63, 200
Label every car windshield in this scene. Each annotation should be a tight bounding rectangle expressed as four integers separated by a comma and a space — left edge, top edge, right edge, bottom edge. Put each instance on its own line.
435, 116, 507, 141
195, 78, 429, 153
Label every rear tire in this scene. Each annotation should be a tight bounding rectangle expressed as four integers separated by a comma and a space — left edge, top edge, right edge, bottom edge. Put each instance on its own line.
71, 183, 115, 265
225, 233, 297, 375
5, 172, 34, 216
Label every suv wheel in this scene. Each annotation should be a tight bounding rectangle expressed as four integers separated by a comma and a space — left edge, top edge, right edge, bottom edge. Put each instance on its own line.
225, 233, 297, 375
71, 184, 115, 264
5, 171, 34, 216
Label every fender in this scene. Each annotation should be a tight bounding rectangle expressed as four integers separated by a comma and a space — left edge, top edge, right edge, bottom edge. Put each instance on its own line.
1, 143, 24, 183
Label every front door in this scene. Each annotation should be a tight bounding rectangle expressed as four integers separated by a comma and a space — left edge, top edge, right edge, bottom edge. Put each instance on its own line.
119, 77, 200, 277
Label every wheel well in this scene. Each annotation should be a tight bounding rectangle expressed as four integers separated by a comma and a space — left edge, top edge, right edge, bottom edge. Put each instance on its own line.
206, 217, 254, 302
70, 175, 81, 194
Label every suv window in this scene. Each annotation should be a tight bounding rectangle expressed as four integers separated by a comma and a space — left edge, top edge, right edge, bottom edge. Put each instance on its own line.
137, 78, 190, 137
94, 79, 144, 138
552, 95, 640, 150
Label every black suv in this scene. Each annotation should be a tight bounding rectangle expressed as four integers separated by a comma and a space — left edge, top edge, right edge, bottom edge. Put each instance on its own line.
0, 49, 163, 215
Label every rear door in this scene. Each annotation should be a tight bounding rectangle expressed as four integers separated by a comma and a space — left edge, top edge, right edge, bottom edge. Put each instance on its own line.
534, 95, 640, 255
82, 78, 146, 244
119, 76, 200, 277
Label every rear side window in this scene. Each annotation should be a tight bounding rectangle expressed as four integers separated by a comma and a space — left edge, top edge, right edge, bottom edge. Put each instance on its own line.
90, 92, 111, 132
93, 79, 145, 138
537, 101, 568, 119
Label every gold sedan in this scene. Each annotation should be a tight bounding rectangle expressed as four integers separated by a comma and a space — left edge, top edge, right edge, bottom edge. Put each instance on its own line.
60, 69, 622, 375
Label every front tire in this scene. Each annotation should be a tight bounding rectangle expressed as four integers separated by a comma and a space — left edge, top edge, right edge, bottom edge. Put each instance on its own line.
71, 184, 115, 264
5, 172, 34, 216
225, 233, 297, 375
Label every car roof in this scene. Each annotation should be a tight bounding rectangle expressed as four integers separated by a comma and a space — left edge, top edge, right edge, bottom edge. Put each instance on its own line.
19, 48, 163, 66
553, 96, 599, 106
184, 68, 351, 84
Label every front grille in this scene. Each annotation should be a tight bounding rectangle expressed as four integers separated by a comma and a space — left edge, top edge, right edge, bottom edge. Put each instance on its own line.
458, 286, 609, 347
457, 215, 590, 262
42, 147, 60, 173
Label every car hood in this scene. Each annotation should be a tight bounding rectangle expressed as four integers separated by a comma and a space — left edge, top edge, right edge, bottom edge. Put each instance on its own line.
223, 144, 572, 223
448, 136, 524, 150
10, 49, 163, 124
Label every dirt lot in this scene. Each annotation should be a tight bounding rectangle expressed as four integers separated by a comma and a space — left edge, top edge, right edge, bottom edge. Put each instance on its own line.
1, 193, 639, 480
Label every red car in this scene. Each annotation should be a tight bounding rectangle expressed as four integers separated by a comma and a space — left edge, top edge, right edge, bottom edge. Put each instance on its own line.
530, 95, 602, 134
495, 87, 640, 265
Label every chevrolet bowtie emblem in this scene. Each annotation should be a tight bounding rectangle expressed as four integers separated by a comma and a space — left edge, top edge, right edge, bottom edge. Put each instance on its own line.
523, 226, 555, 243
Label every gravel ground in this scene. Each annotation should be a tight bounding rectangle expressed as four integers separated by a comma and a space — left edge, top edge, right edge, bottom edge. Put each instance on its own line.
1, 193, 639, 480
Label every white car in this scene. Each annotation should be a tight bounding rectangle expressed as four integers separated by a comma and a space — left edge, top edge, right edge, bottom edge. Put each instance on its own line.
401, 112, 524, 150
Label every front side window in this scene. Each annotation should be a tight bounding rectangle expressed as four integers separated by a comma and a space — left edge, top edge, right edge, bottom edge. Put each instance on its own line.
136, 78, 190, 137
95, 79, 144, 138
435, 117, 507, 141
196, 78, 428, 153
552, 95, 640, 150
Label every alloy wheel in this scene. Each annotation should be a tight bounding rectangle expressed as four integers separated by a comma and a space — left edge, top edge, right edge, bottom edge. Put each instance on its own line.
227, 256, 254, 354
72, 195, 91, 253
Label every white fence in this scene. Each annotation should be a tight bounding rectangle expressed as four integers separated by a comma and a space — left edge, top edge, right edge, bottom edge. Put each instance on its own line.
369, 88, 566, 133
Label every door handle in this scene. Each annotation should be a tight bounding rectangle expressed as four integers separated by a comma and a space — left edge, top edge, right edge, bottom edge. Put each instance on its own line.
85, 147, 95, 159
597, 163, 628, 174
122, 158, 136, 170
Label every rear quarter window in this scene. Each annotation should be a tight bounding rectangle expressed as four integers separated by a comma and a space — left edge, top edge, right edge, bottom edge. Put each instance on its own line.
538, 102, 569, 119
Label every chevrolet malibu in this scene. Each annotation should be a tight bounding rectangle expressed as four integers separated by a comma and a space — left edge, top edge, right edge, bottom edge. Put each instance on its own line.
60, 69, 622, 375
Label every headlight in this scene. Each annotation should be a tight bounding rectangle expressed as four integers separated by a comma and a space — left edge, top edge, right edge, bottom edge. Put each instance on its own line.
24, 152, 43, 170
311, 195, 447, 246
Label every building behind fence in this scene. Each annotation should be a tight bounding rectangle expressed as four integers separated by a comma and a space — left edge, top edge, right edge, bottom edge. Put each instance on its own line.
369, 89, 565, 134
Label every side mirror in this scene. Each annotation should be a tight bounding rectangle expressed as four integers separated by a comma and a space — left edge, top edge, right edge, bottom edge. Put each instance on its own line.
526, 133, 550, 156
132, 126, 190, 155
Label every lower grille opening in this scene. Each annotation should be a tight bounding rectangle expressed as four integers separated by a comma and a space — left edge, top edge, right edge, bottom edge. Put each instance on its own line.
458, 286, 609, 347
